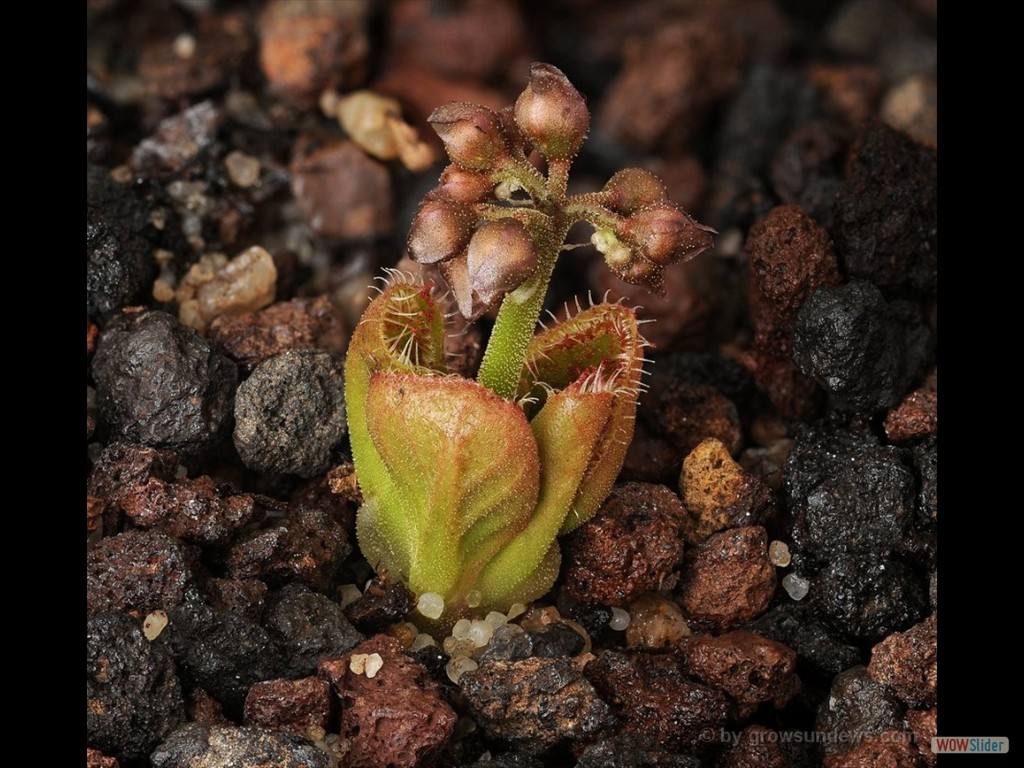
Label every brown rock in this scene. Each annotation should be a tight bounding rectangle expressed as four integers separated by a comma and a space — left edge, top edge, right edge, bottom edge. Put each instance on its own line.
243, 677, 332, 739
259, 0, 370, 109
88, 318, 100, 359
209, 296, 347, 370
461, 656, 610, 754
88, 385, 98, 441
120, 475, 259, 546
644, 377, 743, 459
906, 708, 936, 767
586, 649, 729, 753
204, 577, 268, 622
807, 64, 883, 128
589, 257, 718, 353
740, 351, 823, 423
321, 634, 456, 768
868, 614, 936, 708
716, 725, 787, 768
679, 438, 772, 545
747, 205, 842, 326
744, 204, 842, 420
292, 461, 360, 530
186, 688, 231, 727
88, 443, 180, 533
884, 388, 937, 442
681, 630, 799, 706
624, 593, 692, 650
88, 387, 98, 442
139, 13, 252, 101
384, 0, 529, 84
621, 426, 683, 486
290, 136, 393, 240
86, 748, 119, 768
87, 495, 105, 544
598, 18, 747, 152
227, 505, 351, 591
678, 526, 776, 629
563, 482, 687, 606
821, 729, 919, 768
87, 529, 196, 617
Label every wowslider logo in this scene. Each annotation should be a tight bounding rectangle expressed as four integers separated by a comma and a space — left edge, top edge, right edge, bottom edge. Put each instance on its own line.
932, 737, 1009, 754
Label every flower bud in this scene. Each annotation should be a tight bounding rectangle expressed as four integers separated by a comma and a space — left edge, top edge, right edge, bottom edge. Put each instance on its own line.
429, 102, 508, 171
407, 199, 477, 265
466, 219, 539, 311
607, 256, 664, 290
600, 168, 668, 215
433, 165, 494, 203
621, 203, 716, 266
439, 255, 474, 320
514, 63, 590, 160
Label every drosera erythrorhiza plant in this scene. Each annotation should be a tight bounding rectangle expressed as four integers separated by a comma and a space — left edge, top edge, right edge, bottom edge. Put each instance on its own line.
344, 62, 715, 630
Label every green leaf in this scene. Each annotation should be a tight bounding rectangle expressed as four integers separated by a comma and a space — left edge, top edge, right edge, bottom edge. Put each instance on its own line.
346, 282, 648, 624
519, 302, 646, 532
345, 279, 449, 579
474, 386, 611, 608
365, 372, 541, 606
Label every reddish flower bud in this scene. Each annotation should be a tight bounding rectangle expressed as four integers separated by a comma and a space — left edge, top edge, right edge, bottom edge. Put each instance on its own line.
600, 168, 668, 215
607, 255, 665, 291
428, 102, 508, 171
621, 203, 715, 266
407, 199, 477, 265
514, 62, 590, 160
440, 254, 474, 320
432, 165, 494, 203
466, 219, 539, 311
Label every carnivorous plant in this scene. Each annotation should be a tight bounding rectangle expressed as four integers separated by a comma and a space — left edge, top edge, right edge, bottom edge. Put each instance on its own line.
345, 63, 714, 626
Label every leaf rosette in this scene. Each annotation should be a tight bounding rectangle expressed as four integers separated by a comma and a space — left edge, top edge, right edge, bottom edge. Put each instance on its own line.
345, 278, 646, 626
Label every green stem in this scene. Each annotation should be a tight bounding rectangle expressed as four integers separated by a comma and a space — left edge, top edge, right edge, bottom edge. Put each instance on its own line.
547, 158, 571, 201
564, 198, 623, 231
477, 228, 565, 399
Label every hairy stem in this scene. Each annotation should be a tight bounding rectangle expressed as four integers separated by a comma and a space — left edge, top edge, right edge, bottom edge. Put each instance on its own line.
477, 223, 568, 399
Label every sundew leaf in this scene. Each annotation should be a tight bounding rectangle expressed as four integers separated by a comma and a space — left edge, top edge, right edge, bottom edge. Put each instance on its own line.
474, 386, 612, 609
346, 279, 449, 579
518, 301, 640, 413
365, 372, 540, 604
519, 302, 646, 532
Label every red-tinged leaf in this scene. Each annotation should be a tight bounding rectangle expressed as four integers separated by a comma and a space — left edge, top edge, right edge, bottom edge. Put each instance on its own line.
517, 302, 642, 411
345, 280, 449, 578
518, 302, 646, 532
365, 373, 540, 602
474, 386, 612, 609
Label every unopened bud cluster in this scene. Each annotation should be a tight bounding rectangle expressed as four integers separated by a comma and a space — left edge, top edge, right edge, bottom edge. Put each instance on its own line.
589, 168, 716, 287
408, 62, 715, 319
